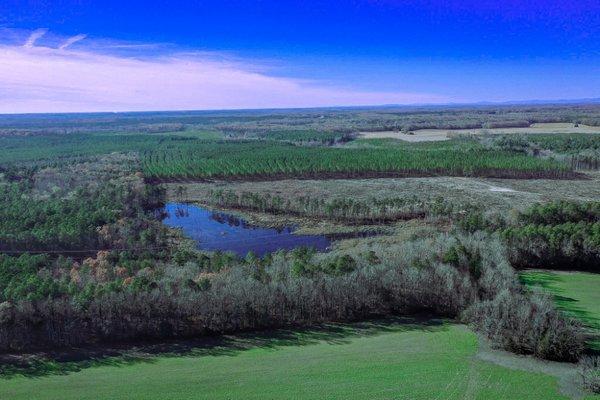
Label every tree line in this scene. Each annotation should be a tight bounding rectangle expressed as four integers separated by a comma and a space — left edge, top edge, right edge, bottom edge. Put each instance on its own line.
456, 200, 600, 271
0, 233, 583, 363
206, 189, 460, 223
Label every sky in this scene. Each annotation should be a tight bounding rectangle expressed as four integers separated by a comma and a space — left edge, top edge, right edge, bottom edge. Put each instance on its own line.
0, 0, 598, 113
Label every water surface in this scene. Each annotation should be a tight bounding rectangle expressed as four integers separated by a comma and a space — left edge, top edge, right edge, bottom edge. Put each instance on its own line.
161, 203, 330, 257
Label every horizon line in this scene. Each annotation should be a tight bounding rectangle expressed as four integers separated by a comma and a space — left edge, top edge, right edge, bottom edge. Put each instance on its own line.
1, 98, 599, 117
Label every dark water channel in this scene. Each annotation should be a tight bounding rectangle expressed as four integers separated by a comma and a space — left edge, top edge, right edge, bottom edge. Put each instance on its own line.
161, 203, 331, 257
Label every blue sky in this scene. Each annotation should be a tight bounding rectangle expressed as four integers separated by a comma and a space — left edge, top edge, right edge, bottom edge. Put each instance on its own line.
0, 0, 598, 112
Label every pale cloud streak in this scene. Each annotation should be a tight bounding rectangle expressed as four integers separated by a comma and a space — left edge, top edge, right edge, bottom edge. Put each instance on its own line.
23, 28, 48, 48
58, 34, 87, 50
0, 30, 449, 113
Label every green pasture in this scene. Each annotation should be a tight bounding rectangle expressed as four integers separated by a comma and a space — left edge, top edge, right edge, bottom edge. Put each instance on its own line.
0, 319, 582, 400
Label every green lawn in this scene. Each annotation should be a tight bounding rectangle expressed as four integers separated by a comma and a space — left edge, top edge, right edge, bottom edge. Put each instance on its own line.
520, 270, 600, 351
0, 319, 577, 400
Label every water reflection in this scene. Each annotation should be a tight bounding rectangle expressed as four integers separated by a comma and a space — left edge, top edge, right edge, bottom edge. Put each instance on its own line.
161, 203, 331, 257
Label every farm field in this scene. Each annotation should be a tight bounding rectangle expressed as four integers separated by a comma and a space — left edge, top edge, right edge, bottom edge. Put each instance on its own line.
0, 320, 588, 400
520, 270, 600, 351
360, 122, 600, 142
358, 130, 452, 141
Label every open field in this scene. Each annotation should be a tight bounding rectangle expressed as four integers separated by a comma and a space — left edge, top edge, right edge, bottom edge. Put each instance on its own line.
0, 319, 591, 400
358, 130, 452, 142
360, 123, 600, 142
520, 270, 600, 351
166, 172, 600, 223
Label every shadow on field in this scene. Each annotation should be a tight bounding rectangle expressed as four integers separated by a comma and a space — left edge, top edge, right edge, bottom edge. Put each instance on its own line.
519, 270, 564, 290
0, 315, 448, 379
520, 271, 600, 354
520, 272, 592, 321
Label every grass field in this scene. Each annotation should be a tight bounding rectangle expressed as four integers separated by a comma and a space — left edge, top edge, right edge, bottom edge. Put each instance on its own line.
520, 270, 600, 351
0, 319, 587, 400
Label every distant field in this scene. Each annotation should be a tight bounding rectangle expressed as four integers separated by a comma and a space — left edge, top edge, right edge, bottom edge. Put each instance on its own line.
358, 130, 451, 142
520, 270, 600, 351
360, 123, 600, 142
0, 321, 583, 400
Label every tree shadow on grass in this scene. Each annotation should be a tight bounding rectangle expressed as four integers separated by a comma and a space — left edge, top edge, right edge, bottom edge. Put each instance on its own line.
520, 271, 600, 354
519, 270, 564, 290
0, 315, 448, 379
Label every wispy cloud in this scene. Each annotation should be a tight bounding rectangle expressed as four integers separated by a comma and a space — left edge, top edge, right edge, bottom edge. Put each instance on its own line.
23, 28, 48, 48
58, 34, 87, 50
0, 29, 448, 113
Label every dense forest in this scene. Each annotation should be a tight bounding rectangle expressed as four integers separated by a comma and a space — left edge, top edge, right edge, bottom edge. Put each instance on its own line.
141, 139, 573, 181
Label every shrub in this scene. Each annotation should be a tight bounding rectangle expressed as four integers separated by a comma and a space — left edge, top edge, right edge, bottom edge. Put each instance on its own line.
464, 290, 583, 362
322, 255, 357, 275
580, 356, 600, 393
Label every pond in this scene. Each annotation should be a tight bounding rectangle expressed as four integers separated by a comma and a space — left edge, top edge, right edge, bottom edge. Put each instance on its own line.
161, 203, 331, 257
